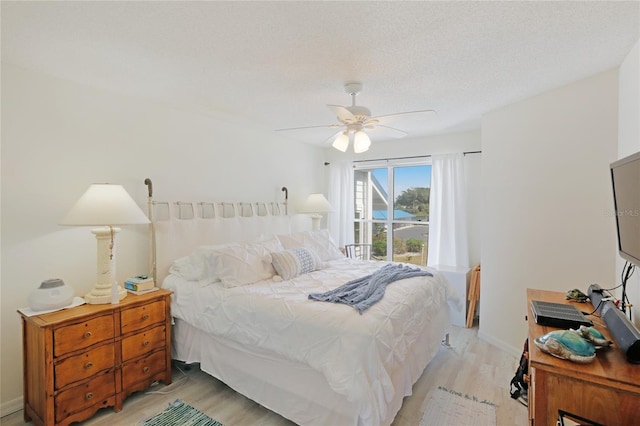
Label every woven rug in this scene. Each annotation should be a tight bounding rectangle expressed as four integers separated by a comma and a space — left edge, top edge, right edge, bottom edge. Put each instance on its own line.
139, 399, 224, 426
419, 386, 496, 426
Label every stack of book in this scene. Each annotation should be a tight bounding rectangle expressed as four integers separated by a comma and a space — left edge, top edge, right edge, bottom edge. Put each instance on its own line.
124, 275, 157, 295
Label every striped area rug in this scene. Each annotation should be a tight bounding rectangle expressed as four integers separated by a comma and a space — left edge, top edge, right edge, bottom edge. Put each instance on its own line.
139, 399, 224, 426
419, 386, 496, 426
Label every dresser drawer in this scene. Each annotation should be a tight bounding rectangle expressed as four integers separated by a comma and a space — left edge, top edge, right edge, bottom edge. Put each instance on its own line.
54, 370, 115, 423
55, 342, 115, 390
54, 314, 115, 356
121, 325, 166, 361
122, 349, 166, 390
121, 300, 165, 334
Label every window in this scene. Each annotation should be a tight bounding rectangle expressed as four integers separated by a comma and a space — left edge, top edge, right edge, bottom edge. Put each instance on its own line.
354, 161, 432, 265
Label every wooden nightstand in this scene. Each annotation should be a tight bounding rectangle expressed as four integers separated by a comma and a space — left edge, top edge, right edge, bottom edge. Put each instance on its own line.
19, 288, 172, 426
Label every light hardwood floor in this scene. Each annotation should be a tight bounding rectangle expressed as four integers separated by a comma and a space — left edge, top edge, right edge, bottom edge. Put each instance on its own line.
1, 324, 528, 426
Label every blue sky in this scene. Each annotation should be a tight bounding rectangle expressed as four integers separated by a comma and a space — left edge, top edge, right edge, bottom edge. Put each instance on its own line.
372, 165, 431, 197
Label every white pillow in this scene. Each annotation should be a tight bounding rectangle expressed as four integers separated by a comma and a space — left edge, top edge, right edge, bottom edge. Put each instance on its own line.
277, 229, 343, 261
270, 247, 323, 280
169, 255, 209, 281
215, 237, 284, 288
169, 243, 238, 285
244, 236, 283, 257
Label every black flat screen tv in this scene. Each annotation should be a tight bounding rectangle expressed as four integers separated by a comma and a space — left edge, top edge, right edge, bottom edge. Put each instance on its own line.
610, 150, 640, 267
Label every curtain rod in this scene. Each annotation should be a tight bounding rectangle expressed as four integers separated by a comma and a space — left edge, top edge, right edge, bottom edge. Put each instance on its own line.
351, 150, 481, 164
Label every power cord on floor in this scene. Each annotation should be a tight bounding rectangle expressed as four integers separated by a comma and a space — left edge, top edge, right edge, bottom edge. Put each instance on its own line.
144, 362, 190, 395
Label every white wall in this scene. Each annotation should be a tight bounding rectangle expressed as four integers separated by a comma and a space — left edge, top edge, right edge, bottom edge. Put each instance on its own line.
617, 40, 640, 327
324, 131, 483, 267
480, 69, 620, 356
0, 63, 325, 411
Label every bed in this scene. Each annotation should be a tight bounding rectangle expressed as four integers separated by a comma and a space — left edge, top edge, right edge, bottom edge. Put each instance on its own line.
148, 188, 458, 426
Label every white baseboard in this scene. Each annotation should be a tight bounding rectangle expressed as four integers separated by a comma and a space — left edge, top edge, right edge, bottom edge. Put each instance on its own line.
477, 329, 522, 359
0, 396, 23, 418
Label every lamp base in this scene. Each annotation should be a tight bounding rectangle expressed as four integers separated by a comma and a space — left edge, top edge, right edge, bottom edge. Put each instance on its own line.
85, 284, 127, 304
309, 214, 322, 231
84, 226, 129, 305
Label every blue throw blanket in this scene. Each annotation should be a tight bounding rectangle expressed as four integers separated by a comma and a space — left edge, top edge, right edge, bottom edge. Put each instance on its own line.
308, 263, 433, 314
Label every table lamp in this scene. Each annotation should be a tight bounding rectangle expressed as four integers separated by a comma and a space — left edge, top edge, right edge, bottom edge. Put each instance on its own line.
60, 183, 150, 304
300, 193, 333, 230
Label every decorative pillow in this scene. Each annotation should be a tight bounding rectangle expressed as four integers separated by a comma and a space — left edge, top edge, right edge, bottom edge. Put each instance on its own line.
277, 229, 343, 261
270, 247, 323, 280
214, 237, 284, 288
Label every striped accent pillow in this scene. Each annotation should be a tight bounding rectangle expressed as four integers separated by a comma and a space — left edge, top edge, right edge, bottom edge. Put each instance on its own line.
270, 248, 322, 280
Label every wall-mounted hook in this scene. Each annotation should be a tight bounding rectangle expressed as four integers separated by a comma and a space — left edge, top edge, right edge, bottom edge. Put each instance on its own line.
281, 186, 288, 214
144, 178, 153, 198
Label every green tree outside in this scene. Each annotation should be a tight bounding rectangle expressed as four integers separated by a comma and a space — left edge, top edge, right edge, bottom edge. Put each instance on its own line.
395, 187, 429, 219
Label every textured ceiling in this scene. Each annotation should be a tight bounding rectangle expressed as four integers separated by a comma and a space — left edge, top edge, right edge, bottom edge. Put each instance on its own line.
2, 1, 639, 147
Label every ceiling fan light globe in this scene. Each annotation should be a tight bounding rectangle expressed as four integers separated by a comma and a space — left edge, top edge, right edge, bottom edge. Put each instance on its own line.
332, 132, 349, 152
353, 131, 371, 153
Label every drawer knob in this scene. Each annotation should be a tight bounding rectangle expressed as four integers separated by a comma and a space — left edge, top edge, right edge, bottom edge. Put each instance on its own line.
85, 361, 93, 369
143, 366, 150, 374
85, 392, 94, 400
142, 314, 150, 320
84, 331, 92, 339
143, 340, 150, 347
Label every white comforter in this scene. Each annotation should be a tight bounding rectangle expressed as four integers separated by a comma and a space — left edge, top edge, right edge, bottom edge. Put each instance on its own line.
164, 258, 457, 425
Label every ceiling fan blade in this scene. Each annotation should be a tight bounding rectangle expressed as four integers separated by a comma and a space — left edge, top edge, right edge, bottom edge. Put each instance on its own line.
371, 109, 437, 124
365, 125, 408, 139
276, 124, 341, 132
327, 105, 357, 124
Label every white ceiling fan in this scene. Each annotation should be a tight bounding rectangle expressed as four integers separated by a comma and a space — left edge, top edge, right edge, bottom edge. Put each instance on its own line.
276, 82, 436, 153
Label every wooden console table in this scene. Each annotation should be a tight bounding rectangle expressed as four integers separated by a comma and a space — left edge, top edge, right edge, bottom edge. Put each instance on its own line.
527, 288, 640, 425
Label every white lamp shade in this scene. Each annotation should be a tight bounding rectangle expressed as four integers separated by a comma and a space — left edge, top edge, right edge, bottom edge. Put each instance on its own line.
332, 132, 349, 152
60, 184, 150, 226
300, 193, 333, 213
353, 131, 371, 153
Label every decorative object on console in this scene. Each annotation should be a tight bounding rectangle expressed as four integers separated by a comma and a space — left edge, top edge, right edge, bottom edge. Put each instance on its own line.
28, 278, 74, 311
534, 329, 596, 363
60, 183, 150, 304
299, 193, 333, 230
571, 325, 612, 348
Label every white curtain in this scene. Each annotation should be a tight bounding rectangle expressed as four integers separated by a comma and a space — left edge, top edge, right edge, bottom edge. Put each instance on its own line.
327, 160, 354, 248
427, 153, 470, 268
